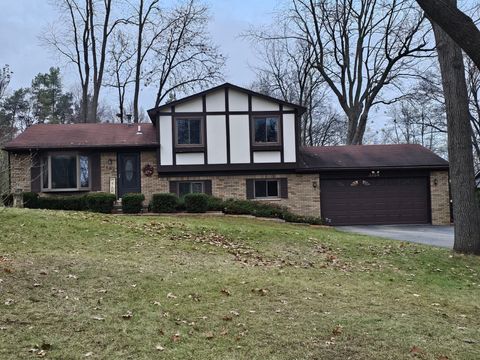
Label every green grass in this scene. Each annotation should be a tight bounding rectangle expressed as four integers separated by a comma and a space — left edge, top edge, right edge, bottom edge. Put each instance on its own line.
0, 208, 479, 359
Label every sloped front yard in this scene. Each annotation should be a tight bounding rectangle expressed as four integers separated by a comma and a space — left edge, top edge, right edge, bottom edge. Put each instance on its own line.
0, 209, 479, 359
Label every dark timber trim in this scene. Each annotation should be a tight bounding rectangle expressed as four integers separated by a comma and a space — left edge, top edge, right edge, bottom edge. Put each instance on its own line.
202, 95, 208, 165
152, 110, 297, 117
171, 106, 176, 165
279, 104, 285, 163
147, 82, 307, 122
157, 162, 297, 175
225, 87, 231, 164
248, 94, 253, 164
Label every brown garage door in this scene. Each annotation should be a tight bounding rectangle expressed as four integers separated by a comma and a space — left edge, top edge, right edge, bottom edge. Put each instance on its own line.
320, 177, 430, 225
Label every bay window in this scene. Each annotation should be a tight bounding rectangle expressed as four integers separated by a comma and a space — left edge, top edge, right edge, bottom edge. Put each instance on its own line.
41, 153, 90, 191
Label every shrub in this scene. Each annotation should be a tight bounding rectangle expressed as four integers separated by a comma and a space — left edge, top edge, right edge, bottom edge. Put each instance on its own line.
1, 193, 13, 207
22, 192, 87, 211
23, 192, 39, 208
206, 196, 224, 211
223, 198, 323, 225
122, 193, 145, 214
184, 193, 209, 213
38, 195, 87, 211
85, 192, 116, 213
150, 193, 178, 213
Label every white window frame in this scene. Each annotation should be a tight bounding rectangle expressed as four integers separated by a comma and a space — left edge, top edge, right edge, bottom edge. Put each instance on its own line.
41, 152, 91, 192
253, 179, 280, 199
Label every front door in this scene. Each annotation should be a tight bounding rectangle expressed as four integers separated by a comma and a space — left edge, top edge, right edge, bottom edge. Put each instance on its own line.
118, 152, 141, 198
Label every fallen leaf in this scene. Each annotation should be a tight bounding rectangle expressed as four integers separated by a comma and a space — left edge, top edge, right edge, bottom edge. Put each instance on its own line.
230, 310, 240, 316
122, 311, 133, 319
4, 299, 14, 306
332, 325, 343, 336
409, 345, 425, 357
155, 345, 165, 351
463, 339, 477, 344
222, 315, 233, 321
92, 316, 105, 321
204, 331, 214, 339
66, 274, 77, 279
167, 292, 177, 299
84, 352, 93, 357
153, 301, 161, 306
221, 289, 231, 296
171, 332, 181, 342
437, 356, 449, 360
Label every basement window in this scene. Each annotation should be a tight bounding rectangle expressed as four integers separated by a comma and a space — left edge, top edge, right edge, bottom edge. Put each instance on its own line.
178, 181, 205, 197
41, 153, 90, 191
254, 179, 279, 198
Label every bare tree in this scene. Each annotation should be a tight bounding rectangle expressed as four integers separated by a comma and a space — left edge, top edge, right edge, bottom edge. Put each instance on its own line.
144, 0, 225, 107
105, 29, 135, 123
43, 0, 121, 123
431, 0, 480, 254
250, 35, 345, 145
273, 0, 434, 144
382, 100, 447, 157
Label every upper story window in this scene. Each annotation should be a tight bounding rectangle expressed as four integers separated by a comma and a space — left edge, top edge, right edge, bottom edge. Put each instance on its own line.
42, 153, 90, 191
254, 116, 280, 144
176, 118, 203, 146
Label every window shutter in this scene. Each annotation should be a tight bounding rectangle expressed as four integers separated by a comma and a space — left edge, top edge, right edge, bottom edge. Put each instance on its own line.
90, 152, 101, 191
30, 153, 41, 193
280, 178, 288, 198
169, 181, 178, 195
204, 180, 212, 195
246, 179, 254, 199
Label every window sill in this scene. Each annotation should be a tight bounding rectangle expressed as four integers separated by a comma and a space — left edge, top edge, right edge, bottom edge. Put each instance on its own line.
251, 144, 282, 151
41, 188, 91, 193
175, 146, 205, 153
252, 197, 282, 201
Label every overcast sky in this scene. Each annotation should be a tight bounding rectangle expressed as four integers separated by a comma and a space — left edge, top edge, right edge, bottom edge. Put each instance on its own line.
1, 0, 283, 112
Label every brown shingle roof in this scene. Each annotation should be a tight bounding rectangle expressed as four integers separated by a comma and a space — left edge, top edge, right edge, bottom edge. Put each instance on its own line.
299, 144, 449, 170
3, 123, 158, 150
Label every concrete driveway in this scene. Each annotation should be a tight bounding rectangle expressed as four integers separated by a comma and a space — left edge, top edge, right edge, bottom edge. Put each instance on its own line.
337, 224, 454, 248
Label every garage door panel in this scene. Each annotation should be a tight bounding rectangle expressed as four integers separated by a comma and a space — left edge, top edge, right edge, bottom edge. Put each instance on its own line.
321, 177, 429, 225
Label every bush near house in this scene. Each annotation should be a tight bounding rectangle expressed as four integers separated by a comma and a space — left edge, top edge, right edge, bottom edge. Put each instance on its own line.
184, 193, 209, 213
23, 192, 116, 213
121, 193, 145, 214
1, 193, 13, 206
206, 196, 225, 211
150, 193, 178, 213
84, 193, 117, 213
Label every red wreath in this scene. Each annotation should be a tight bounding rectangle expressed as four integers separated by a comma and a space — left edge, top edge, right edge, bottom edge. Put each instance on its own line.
142, 164, 154, 177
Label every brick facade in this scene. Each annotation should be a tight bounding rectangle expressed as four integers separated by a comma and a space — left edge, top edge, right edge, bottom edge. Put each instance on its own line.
9, 153, 32, 192
139, 151, 321, 217
430, 170, 450, 225
8, 149, 451, 224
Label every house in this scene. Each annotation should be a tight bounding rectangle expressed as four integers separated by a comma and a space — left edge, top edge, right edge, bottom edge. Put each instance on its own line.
3, 83, 450, 225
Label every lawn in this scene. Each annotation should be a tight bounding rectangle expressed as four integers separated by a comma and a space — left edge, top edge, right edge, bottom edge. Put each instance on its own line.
0, 209, 479, 359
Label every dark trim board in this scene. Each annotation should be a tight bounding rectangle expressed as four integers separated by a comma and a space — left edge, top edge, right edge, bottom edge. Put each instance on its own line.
152, 110, 298, 117
147, 82, 307, 122
157, 162, 297, 176
225, 87, 231, 164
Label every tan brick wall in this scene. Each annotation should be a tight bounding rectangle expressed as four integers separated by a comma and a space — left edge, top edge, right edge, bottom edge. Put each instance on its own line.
139, 151, 321, 217
141, 151, 167, 202
100, 152, 117, 195
430, 170, 450, 225
9, 153, 32, 192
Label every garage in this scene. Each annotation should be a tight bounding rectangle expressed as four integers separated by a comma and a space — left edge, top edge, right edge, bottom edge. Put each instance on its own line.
298, 144, 450, 226
320, 177, 430, 225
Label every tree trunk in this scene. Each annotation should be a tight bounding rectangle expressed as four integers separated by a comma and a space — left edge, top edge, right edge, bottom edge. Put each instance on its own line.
416, 0, 480, 71
431, 0, 480, 254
